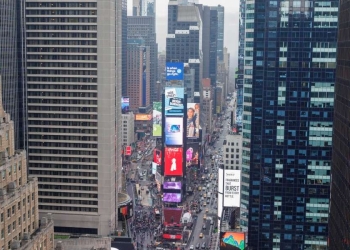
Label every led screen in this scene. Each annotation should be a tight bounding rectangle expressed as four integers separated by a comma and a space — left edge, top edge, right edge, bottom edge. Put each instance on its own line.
220, 232, 245, 250
163, 182, 182, 190
121, 97, 129, 113
185, 143, 199, 167
164, 87, 184, 116
223, 170, 241, 207
164, 147, 183, 176
153, 149, 162, 165
186, 103, 200, 138
163, 193, 182, 203
166, 62, 184, 81
153, 102, 162, 137
165, 117, 183, 146
152, 162, 157, 175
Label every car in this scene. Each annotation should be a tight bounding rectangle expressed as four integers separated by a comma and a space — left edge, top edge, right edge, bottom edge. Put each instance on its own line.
210, 220, 214, 225
141, 186, 144, 190
203, 214, 207, 220
190, 245, 194, 250
199, 233, 203, 238
202, 224, 206, 230
205, 208, 209, 213
203, 202, 207, 206
196, 243, 200, 249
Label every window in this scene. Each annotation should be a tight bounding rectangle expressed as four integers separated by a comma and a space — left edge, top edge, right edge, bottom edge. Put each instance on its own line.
7, 225, 11, 234
12, 205, 15, 215
0, 213, 3, 222
1, 229, 3, 239
12, 221, 16, 231
7, 209, 10, 218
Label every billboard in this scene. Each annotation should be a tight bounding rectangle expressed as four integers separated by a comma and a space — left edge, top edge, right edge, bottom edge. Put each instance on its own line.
187, 103, 200, 138
166, 62, 184, 81
163, 182, 182, 190
165, 87, 184, 116
165, 117, 184, 146
185, 143, 199, 167
223, 170, 241, 207
125, 146, 132, 156
153, 102, 162, 137
135, 114, 152, 121
220, 232, 245, 250
218, 168, 224, 193
153, 149, 162, 165
152, 162, 157, 175
164, 147, 183, 176
121, 97, 130, 113
163, 193, 182, 203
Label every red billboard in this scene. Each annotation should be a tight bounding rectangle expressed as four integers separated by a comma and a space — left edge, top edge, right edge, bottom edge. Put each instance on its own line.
163, 234, 182, 240
153, 149, 162, 165
164, 147, 183, 176
125, 146, 132, 156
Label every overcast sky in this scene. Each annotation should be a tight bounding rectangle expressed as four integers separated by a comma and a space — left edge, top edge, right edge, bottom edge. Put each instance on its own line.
127, 0, 239, 69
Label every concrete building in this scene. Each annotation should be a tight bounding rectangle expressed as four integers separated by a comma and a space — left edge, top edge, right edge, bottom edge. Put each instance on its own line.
127, 16, 158, 103
122, 113, 135, 147
127, 39, 151, 111
223, 134, 242, 170
201, 78, 213, 134
0, 81, 54, 250
25, 0, 121, 235
54, 237, 111, 250
215, 85, 223, 114
132, 0, 156, 17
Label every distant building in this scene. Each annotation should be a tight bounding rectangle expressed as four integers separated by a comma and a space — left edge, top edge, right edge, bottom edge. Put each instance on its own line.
223, 134, 243, 171
54, 237, 111, 250
0, 81, 54, 250
132, 0, 156, 17
122, 113, 135, 147
202, 78, 213, 133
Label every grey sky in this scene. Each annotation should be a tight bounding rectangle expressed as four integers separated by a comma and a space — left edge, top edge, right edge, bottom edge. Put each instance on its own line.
127, 0, 239, 69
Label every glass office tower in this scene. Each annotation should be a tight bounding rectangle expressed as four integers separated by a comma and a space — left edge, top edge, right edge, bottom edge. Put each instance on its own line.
241, 0, 338, 249
329, 0, 350, 248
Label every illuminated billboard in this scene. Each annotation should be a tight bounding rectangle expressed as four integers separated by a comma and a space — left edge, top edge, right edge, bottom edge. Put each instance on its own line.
165, 117, 183, 146
187, 103, 200, 138
223, 170, 241, 207
163, 193, 182, 203
121, 97, 130, 113
164, 147, 183, 176
165, 87, 184, 116
153, 149, 162, 165
153, 102, 162, 137
220, 232, 245, 250
166, 62, 184, 81
163, 182, 181, 190
125, 146, 132, 156
185, 143, 199, 167
152, 162, 157, 175
135, 114, 152, 121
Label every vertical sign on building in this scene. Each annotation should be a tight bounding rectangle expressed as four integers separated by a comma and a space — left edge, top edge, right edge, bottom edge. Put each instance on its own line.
153, 102, 162, 137
223, 170, 241, 207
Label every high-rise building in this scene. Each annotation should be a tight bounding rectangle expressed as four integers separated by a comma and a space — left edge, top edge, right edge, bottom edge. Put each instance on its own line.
127, 16, 158, 103
0, 80, 54, 250
212, 5, 224, 61
132, 0, 156, 17
25, 0, 121, 235
329, 0, 350, 248
121, 0, 128, 98
236, 0, 245, 111
0, 0, 26, 149
126, 39, 151, 111
122, 113, 135, 147
241, 1, 337, 249
166, 1, 202, 103
201, 78, 213, 133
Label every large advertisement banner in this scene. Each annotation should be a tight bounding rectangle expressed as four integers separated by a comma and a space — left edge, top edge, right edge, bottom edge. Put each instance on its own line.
165, 87, 184, 116
223, 170, 241, 207
153, 102, 162, 137
121, 97, 130, 113
186, 103, 200, 138
220, 232, 245, 250
185, 143, 199, 167
152, 162, 157, 174
163, 182, 182, 190
163, 193, 182, 203
153, 149, 162, 165
165, 117, 184, 146
164, 147, 183, 176
166, 62, 184, 81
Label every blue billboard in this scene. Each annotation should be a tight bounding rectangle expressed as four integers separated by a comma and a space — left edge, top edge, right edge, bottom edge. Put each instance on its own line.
121, 97, 130, 113
165, 87, 184, 116
166, 62, 184, 81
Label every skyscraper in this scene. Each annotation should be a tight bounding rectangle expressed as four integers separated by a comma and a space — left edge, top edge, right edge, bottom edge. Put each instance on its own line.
127, 16, 158, 102
121, 0, 128, 98
329, 0, 350, 248
0, 0, 25, 149
212, 5, 224, 61
166, 1, 202, 103
236, 0, 245, 113
25, 0, 121, 235
133, 0, 156, 17
241, 1, 337, 249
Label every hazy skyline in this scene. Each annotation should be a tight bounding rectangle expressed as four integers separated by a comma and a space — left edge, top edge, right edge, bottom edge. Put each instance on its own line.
127, 0, 239, 69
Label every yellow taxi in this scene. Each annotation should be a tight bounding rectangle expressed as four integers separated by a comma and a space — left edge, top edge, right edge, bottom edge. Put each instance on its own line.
205, 208, 209, 213
198, 186, 202, 191
203, 214, 207, 220
203, 202, 207, 206
199, 233, 203, 238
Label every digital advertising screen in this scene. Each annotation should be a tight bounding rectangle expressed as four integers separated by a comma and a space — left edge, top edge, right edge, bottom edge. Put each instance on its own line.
153, 102, 162, 137
220, 232, 245, 250
163, 182, 182, 190
166, 62, 184, 81
135, 114, 152, 121
164, 147, 183, 176
223, 170, 241, 207
185, 143, 199, 167
165, 117, 184, 146
164, 87, 184, 116
153, 149, 162, 165
152, 162, 157, 175
186, 103, 200, 138
121, 97, 130, 113
163, 193, 182, 203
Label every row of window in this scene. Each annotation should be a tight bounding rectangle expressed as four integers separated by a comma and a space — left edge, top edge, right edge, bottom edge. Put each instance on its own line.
1, 163, 22, 180
26, 2, 97, 7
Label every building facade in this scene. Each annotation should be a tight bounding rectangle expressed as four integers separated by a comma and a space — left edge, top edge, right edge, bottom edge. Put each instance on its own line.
213, 5, 224, 61
0, 81, 54, 250
127, 39, 151, 111
241, 0, 337, 249
132, 0, 156, 17
223, 134, 242, 171
166, 1, 202, 103
329, 0, 350, 248
25, 0, 121, 235
202, 78, 213, 134
127, 16, 158, 103
122, 113, 135, 147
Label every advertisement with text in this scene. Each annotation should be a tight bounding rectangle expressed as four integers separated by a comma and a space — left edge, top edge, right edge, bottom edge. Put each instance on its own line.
186, 103, 200, 138
153, 102, 162, 137
164, 87, 184, 116
165, 117, 183, 146
164, 147, 183, 176
185, 143, 199, 167
223, 170, 241, 207
153, 149, 162, 165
